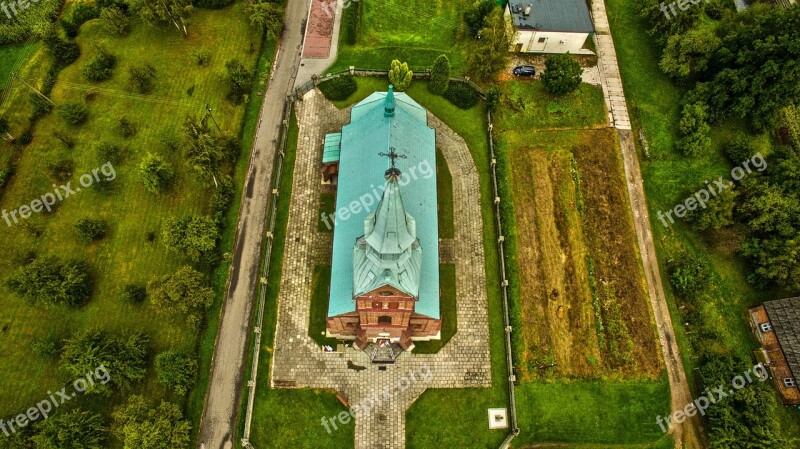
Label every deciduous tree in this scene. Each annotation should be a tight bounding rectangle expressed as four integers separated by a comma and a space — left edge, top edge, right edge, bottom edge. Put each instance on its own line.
147, 265, 214, 329
541, 53, 583, 96
112, 396, 191, 449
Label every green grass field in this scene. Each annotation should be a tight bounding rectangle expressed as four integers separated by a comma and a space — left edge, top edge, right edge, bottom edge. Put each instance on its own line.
0, 2, 266, 440
328, 0, 470, 74
0, 41, 38, 92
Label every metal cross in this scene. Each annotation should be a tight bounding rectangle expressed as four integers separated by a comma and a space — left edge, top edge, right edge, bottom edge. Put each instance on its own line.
378, 147, 407, 168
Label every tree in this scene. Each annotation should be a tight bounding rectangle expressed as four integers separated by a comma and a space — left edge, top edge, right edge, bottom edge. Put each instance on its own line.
428, 54, 450, 95
139, 153, 174, 193
463, 0, 495, 38
58, 102, 88, 126
32, 409, 108, 448
161, 215, 220, 262
128, 0, 192, 37
637, 0, 701, 48
112, 396, 191, 449
147, 266, 214, 329
128, 64, 156, 94
693, 5, 800, 128
659, 28, 720, 83
121, 283, 147, 303
43, 32, 80, 68
248, 0, 284, 41
82, 46, 116, 82
0, 116, 13, 141
224, 59, 253, 104
541, 53, 583, 96
75, 218, 109, 241
100, 6, 130, 36
60, 331, 149, 394
7, 257, 93, 307
388, 60, 413, 91
687, 186, 737, 232
677, 102, 711, 156
466, 8, 511, 80
183, 115, 226, 185
155, 350, 197, 395
668, 254, 709, 300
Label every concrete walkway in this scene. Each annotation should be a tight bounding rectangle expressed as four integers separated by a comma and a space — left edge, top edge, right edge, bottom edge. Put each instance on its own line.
196, 0, 310, 447
269, 89, 493, 449
591, 1, 703, 448
295, 0, 344, 87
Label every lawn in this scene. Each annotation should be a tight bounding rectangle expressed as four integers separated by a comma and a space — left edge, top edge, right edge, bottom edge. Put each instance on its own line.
327, 0, 470, 74
495, 81, 607, 130
435, 149, 454, 239
309, 265, 339, 347
0, 41, 38, 93
515, 377, 672, 445
605, 0, 800, 438
246, 110, 354, 449
412, 264, 456, 354
0, 0, 265, 438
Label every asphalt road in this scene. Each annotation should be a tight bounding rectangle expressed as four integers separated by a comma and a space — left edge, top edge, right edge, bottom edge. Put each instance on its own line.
197, 0, 309, 447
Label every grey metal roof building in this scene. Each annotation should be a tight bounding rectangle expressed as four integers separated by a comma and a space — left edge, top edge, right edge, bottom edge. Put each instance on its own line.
764, 297, 800, 380
507, 0, 595, 33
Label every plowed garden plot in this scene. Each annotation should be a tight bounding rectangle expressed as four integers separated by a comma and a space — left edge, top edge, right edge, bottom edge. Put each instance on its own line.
508, 128, 661, 380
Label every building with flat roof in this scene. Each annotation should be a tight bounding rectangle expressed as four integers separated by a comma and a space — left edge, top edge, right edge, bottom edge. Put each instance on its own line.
325, 86, 441, 355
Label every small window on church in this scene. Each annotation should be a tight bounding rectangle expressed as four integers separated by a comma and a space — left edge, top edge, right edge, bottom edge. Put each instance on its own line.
538, 37, 546, 43
760, 322, 772, 332
784, 378, 797, 388
372, 301, 382, 309
389, 302, 400, 309
378, 316, 392, 325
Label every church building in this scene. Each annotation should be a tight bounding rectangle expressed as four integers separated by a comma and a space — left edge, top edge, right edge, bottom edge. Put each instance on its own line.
325, 86, 441, 356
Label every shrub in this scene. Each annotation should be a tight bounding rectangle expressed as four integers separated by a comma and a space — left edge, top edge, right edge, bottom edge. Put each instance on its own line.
542, 53, 583, 96
210, 175, 235, 221
29, 93, 53, 117
464, 0, 495, 37
19, 133, 32, 145
193, 0, 235, 8
192, 49, 211, 65
82, 47, 117, 82
139, 153, 174, 193
225, 59, 253, 104
341, 0, 362, 45
75, 218, 108, 241
61, 331, 149, 393
62, 3, 100, 37
58, 102, 88, 126
48, 159, 75, 182
388, 59, 413, 91
0, 167, 14, 190
118, 116, 136, 137
44, 33, 80, 68
725, 136, 757, 164
428, 54, 450, 95
96, 142, 122, 164
318, 75, 357, 101
486, 86, 500, 111
147, 266, 214, 329
7, 257, 93, 307
155, 350, 198, 395
112, 396, 190, 448
128, 64, 156, 94
678, 102, 711, 156
443, 82, 480, 109
668, 254, 710, 299
100, 6, 130, 36
122, 283, 147, 303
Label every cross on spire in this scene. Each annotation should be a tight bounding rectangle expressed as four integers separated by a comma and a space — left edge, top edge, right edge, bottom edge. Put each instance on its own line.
379, 147, 407, 168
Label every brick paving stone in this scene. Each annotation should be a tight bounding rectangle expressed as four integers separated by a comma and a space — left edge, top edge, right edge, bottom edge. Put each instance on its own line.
269, 89, 492, 449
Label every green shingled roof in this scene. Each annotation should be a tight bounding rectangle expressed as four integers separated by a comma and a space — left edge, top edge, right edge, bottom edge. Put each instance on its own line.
327, 89, 440, 319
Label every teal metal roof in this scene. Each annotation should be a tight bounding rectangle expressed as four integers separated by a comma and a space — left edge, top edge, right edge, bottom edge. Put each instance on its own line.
327, 89, 439, 319
323, 133, 342, 163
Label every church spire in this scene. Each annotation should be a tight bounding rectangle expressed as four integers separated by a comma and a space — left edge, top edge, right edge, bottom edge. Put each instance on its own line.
384, 85, 396, 117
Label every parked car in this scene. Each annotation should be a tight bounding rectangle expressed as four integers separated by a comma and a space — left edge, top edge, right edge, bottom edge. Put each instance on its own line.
513, 65, 536, 77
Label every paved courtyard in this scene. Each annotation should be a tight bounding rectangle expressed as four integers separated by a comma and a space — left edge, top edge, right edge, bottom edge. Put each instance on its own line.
269, 89, 493, 449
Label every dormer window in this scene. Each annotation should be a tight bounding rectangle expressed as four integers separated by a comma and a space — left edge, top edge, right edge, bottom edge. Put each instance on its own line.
760, 322, 773, 333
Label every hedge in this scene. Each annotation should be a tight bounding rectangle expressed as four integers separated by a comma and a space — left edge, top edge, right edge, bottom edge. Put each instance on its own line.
318, 75, 357, 101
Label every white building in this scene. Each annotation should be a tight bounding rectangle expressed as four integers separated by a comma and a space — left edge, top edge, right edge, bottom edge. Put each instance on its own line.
505, 0, 595, 54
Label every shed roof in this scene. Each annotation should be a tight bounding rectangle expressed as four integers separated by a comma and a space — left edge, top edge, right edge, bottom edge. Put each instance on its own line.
507, 0, 594, 33
327, 90, 439, 319
323, 133, 342, 163
764, 297, 800, 380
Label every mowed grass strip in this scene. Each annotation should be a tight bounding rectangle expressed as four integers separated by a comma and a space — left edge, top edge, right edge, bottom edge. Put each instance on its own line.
515, 377, 672, 445
0, 4, 260, 418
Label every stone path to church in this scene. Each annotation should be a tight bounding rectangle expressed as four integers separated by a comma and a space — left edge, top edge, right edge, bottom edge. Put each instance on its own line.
269, 89, 493, 449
